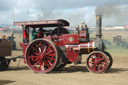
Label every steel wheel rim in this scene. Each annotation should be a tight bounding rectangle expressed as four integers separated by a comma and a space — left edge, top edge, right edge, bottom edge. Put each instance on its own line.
87, 52, 108, 73
104, 51, 113, 72
26, 39, 58, 73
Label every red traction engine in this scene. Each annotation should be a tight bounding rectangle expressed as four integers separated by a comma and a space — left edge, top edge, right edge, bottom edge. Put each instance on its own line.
14, 15, 113, 73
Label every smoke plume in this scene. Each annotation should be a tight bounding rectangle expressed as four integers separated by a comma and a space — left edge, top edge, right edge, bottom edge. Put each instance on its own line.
95, 0, 128, 25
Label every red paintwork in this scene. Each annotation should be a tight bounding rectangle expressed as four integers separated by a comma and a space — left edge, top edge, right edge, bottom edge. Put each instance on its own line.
43, 36, 52, 40
15, 19, 96, 65
62, 34, 79, 44
65, 41, 94, 51
44, 36, 65, 46
66, 50, 79, 63
23, 30, 27, 39
79, 31, 86, 38
14, 19, 69, 27
20, 43, 29, 63
14, 20, 58, 26
64, 41, 95, 62
20, 34, 96, 64
20, 43, 29, 55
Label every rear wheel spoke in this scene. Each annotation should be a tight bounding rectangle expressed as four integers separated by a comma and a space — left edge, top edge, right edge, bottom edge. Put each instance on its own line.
43, 46, 47, 53
32, 47, 39, 53
39, 60, 42, 70
93, 65, 96, 71
33, 57, 40, 61
29, 55, 39, 58
33, 59, 40, 67
34, 53, 40, 56
91, 57, 95, 60
39, 42, 44, 51
44, 60, 50, 68
41, 62, 45, 70
29, 55, 39, 61
47, 60, 53, 66
46, 45, 52, 51
45, 50, 53, 55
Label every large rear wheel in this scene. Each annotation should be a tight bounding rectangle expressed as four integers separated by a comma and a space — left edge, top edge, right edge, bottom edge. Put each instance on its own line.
25, 39, 60, 73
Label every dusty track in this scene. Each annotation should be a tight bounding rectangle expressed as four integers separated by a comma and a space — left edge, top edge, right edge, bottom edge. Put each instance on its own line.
0, 50, 128, 85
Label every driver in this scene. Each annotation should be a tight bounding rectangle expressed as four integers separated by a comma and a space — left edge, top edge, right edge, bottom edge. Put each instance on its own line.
23, 26, 28, 43
37, 27, 45, 38
31, 27, 38, 41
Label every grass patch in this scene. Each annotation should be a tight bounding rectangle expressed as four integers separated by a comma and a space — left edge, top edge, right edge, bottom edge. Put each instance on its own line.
106, 45, 128, 55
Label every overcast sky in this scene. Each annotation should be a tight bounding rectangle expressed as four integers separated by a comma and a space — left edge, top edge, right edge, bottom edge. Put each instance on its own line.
0, 0, 128, 26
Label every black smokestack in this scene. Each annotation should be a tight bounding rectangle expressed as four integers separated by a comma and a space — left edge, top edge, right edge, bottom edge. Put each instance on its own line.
96, 15, 102, 40
95, 15, 105, 51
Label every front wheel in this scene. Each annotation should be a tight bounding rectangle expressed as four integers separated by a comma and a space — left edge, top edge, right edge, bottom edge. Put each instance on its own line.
86, 51, 108, 73
103, 51, 113, 72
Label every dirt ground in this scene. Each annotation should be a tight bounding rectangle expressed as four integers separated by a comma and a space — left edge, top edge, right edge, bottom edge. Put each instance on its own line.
0, 50, 128, 85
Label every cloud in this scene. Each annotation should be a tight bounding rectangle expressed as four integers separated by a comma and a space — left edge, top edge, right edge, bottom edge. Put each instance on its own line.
0, 0, 17, 11
0, 11, 13, 24
0, 0, 128, 26
31, 0, 128, 9
36, 7, 95, 26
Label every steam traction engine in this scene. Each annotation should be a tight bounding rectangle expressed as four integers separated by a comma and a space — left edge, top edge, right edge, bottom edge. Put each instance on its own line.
14, 15, 113, 73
